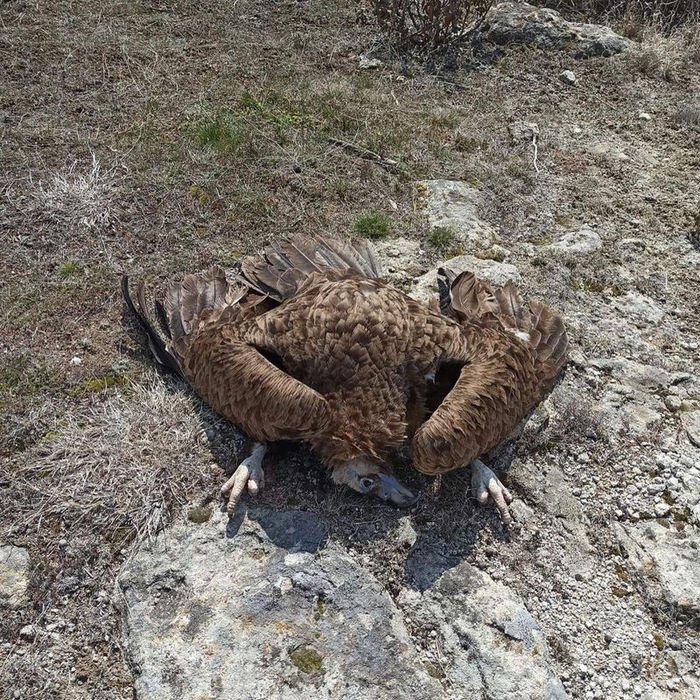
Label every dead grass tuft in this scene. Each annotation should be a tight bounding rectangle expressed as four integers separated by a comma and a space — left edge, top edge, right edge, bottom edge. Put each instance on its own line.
34, 155, 118, 234
3, 373, 215, 544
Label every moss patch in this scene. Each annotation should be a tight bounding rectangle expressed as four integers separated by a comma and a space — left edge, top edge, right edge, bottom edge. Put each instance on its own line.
187, 506, 212, 524
290, 646, 323, 674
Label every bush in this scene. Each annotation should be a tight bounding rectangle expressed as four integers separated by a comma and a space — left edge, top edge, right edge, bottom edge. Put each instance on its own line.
353, 213, 393, 240
371, 0, 493, 48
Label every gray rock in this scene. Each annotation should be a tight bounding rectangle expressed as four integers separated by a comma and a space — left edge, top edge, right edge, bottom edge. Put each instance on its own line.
118, 509, 443, 699
411, 254, 521, 305
414, 180, 497, 249
615, 522, 700, 628
611, 292, 664, 326
479, 2, 631, 58
682, 410, 700, 448
560, 70, 577, 85
118, 508, 567, 699
401, 561, 567, 699
621, 403, 662, 436
373, 238, 426, 282
0, 545, 30, 608
543, 225, 602, 257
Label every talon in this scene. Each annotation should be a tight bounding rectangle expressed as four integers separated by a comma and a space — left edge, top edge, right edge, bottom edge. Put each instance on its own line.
471, 459, 514, 526
221, 443, 267, 515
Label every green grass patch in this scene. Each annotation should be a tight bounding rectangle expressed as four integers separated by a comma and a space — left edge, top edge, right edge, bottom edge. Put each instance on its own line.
427, 226, 456, 248
572, 278, 605, 293
0, 355, 64, 396
193, 112, 247, 153
353, 213, 393, 240
58, 260, 80, 277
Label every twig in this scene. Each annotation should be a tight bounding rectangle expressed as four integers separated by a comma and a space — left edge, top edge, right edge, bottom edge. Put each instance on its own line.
531, 132, 540, 177
328, 137, 399, 170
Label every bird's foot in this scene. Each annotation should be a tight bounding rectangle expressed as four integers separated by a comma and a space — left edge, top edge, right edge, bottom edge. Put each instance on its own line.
221, 443, 267, 514
471, 458, 514, 527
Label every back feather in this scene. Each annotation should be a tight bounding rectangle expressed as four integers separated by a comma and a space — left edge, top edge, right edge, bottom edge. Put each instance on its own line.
241, 235, 382, 301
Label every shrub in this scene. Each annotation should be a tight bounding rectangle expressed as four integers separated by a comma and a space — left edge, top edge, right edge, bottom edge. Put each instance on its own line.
371, 0, 493, 48
353, 213, 393, 240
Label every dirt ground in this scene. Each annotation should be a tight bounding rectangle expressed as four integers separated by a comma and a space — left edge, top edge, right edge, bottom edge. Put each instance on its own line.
1, 0, 699, 697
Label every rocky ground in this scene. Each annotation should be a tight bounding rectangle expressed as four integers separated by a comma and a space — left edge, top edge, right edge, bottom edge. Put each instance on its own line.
1, 1, 699, 698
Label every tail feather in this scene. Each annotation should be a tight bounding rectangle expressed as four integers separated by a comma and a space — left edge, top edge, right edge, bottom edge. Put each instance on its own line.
121, 276, 182, 376
241, 235, 383, 301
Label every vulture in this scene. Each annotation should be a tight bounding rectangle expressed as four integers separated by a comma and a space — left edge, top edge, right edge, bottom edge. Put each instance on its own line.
122, 236, 568, 525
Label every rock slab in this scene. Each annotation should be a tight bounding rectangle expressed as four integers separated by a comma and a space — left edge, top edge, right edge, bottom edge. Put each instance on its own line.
117, 509, 443, 700
480, 2, 631, 58
0, 545, 29, 608
118, 509, 566, 699
415, 180, 497, 249
616, 522, 700, 629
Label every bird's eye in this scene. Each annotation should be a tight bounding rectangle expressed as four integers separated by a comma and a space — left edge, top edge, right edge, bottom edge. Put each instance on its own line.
360, 477, 374, 490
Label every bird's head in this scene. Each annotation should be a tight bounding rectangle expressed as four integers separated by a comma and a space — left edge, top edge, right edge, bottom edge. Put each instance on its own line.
332, 457, 417, 507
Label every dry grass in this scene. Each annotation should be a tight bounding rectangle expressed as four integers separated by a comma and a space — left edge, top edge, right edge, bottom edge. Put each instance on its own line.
34, 155, 118, 234
5, 375, 215, 543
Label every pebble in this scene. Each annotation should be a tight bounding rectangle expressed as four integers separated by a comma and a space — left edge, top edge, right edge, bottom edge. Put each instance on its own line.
654, 502, 671, 518
664, 396, 682, 411
560, 69, 577, 85
19, 625, 36, 641
639, 112, 652, 121
69, 356, 82, 366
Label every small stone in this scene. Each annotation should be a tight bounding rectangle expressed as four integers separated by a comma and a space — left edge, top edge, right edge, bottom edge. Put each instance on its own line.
664, 396, 682, 412
560, 70, 577, 85
654, 502, 671, 518
69, 356, 82, 366
638, 112, 652, 121
19, 624, 37, 641
681, 410, 700, 448
509, 121, 539, 142
0, 545, 30, 608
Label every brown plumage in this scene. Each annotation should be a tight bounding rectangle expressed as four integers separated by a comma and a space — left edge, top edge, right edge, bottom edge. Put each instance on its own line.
122, 236, 568, 517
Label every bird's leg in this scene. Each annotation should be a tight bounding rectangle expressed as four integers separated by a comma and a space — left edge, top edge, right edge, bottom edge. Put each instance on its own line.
221, 442, 267, 515
332, 457, 417, 507
471, 458, 514, 526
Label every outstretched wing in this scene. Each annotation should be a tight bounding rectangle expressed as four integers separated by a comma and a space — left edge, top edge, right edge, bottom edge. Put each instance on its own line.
412, 269, 568, 475
184, 327, 333, 443
412, 327, 538, 475
123, 268, 332, 444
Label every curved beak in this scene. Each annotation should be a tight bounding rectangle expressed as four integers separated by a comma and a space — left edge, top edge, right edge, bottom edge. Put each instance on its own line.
374, 474, 418, 507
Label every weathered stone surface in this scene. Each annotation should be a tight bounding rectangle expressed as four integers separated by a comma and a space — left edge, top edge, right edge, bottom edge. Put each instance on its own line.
682, 410, 700, 448
411, 254, 521, 304
615, 522, 700, 629
118, 508, 566, 699
0, 545, 30, 608
118, 509, 443, 699
480, 2, 631, 58
611, 292, 665, 325
400, 561, 568, 699
543, 224, 602, 258
414, 180, 497, 249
